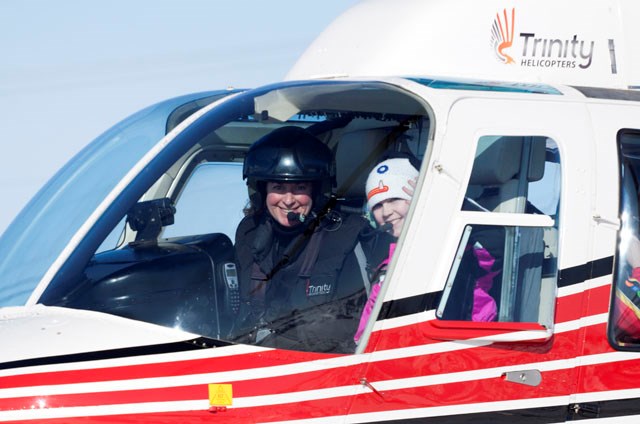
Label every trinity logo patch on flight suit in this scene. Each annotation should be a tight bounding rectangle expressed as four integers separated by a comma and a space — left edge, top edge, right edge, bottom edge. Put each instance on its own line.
305, 280, 333, 297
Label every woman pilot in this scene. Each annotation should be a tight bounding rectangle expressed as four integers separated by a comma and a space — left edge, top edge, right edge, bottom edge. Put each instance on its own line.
231, 126, 390, 353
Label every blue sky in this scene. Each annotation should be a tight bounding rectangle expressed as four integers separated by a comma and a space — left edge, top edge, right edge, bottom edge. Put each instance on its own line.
0, 0, 358, 235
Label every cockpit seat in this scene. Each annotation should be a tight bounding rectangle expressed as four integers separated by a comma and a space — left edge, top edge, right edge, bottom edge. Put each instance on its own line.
466, 136, 545, 213
334, 128, 392, 212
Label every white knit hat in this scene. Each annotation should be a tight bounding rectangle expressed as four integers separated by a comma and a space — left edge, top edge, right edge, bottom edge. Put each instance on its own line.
365, 158, 419, 209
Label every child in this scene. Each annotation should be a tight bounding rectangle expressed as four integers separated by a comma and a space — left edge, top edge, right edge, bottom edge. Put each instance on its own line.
354, 158, 418, 343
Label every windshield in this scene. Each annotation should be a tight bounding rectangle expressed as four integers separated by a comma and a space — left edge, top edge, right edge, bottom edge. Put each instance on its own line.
12, 80, 434, 354
0, 91, 234, 306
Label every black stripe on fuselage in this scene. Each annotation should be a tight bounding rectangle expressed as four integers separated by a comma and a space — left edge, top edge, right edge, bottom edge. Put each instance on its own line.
363, 405, 566, 423
379, 256, 614, 320
0, 337, 227, 371
557, 256, 614, 288
378, 291, 442, 321
358, 396, 640, 423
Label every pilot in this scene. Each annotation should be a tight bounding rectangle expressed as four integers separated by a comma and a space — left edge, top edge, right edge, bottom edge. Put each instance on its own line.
354, 157, 419, 343
231, 126, 390, 353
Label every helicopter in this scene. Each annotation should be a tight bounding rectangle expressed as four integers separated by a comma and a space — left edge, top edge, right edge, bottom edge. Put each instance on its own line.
1, 0, 640, 422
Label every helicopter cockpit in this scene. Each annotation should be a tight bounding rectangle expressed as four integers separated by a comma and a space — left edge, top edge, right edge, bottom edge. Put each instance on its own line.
0, 77, 565, 355
24, 81, 432, 350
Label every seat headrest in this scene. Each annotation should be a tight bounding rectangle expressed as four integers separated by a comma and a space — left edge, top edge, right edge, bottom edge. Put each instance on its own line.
469, 137, 546, 185
335, 129, 389, 199
469, 137, 522, 185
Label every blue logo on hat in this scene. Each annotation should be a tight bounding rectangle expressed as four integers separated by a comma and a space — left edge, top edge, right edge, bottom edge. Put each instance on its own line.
377, 165, 389, 174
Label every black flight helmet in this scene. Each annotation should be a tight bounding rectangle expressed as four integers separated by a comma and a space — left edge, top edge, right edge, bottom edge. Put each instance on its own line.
243, 126, 335, 212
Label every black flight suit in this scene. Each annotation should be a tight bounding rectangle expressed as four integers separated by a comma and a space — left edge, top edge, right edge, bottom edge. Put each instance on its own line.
231, 211, 390, 353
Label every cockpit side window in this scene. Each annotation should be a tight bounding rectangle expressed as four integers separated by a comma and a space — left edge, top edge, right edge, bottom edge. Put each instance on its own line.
437, 136, 560, 327
163, 162, 247, 241
610, 130, 640, 350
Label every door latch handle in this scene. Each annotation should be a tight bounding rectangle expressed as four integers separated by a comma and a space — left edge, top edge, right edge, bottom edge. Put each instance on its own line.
502, 369, 542, 387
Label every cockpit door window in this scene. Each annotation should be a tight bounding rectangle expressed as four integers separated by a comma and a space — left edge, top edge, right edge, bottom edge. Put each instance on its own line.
438, 136, 561, 328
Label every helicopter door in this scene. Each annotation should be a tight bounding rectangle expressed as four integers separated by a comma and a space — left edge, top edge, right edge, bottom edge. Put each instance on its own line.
351, 96, 595, 422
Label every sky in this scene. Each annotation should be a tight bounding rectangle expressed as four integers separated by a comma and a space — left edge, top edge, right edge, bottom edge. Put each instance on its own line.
0, 0, 359, 235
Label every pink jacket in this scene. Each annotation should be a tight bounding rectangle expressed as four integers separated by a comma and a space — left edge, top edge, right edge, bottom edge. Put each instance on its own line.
354, 243, 395, 343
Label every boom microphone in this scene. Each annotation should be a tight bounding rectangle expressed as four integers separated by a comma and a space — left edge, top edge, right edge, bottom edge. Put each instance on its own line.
379, 222, 393, 233
287, 211, 306, 223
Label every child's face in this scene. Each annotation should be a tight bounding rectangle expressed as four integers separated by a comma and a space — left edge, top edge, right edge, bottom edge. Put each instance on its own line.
372, 198, 410, 238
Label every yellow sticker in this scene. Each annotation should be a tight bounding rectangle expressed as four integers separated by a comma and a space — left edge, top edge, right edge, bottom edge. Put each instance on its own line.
208, 383, 233, 406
